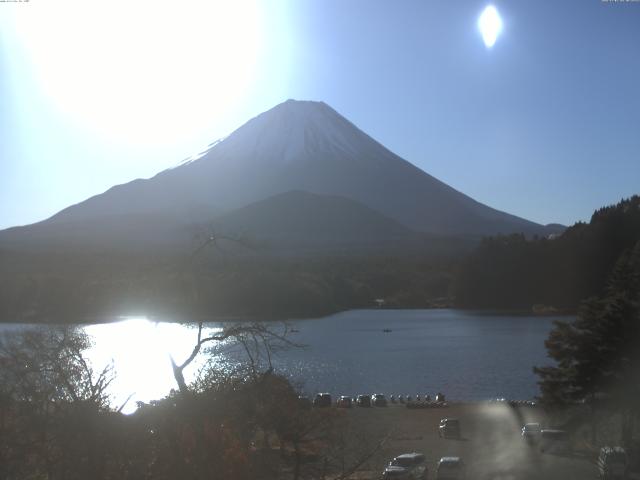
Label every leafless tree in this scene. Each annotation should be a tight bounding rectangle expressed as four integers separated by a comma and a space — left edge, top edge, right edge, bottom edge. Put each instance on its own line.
169, 231, 300, 394
169, 321, 298, 394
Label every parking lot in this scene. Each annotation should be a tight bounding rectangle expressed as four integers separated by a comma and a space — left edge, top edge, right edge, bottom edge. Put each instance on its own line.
344, 402, 598, 479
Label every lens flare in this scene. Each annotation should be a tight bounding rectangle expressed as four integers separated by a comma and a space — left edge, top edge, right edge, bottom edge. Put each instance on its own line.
478, 5, 503, 48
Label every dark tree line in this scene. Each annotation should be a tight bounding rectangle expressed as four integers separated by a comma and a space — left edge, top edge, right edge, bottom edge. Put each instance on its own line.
0, 251, 454, 323
454, 196, 640, 310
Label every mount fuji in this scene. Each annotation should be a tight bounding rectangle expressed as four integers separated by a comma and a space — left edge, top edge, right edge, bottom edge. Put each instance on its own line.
0, 100, 562, 253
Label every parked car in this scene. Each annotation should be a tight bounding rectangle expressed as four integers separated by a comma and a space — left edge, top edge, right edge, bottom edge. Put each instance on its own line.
539, 429, 570, 454
439, 418, 461, 439
297, 396, 311, 409
385, 452, 427, 480
357, 394, 372, 407
435, 393, 446, 403
521, 422, 542, 444
337, 395, 353, 408
313, 393, 332, 408
597, 446, 628, 479
373, 394, 388, 407
390, 452, 426, 466
381, 465, 414, 479
436, 456, 465, 480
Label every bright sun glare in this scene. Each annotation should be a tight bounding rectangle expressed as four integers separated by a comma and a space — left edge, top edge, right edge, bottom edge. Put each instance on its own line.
84, 318, 224, 414
478, 5, 503, 49
11, 0, 262, 144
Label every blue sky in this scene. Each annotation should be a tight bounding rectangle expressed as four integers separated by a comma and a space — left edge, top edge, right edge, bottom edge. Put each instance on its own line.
1, 0, 639, 230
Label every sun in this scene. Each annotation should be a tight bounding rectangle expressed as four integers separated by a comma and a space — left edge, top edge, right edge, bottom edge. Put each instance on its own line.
10, 0, 263, 145
478, 5, 503, 49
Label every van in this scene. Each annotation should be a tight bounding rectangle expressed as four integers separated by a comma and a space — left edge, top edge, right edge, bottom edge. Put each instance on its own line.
597, 446, 627, 479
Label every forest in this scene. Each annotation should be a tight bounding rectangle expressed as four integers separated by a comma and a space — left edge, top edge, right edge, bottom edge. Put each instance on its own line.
0, 249, 454, 323
454, 196, 640, 311
2, 196, 640, 322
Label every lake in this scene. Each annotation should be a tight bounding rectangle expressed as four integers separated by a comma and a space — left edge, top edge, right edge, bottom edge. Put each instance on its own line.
1, 309, 566, 413
256, 309, 562, 402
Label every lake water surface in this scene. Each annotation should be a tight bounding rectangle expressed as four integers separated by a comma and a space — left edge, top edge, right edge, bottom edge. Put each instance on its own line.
3, 309, 567, 413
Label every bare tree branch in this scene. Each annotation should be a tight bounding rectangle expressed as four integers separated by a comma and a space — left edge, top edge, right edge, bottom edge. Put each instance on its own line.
334, 434, 390, 480
170, 322, 301, 394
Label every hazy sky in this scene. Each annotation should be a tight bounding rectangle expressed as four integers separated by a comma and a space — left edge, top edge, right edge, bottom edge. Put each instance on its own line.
1, 0, 639, 230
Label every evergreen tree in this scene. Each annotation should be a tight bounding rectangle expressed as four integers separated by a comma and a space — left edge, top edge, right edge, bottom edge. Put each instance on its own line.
534, 241, 640, 441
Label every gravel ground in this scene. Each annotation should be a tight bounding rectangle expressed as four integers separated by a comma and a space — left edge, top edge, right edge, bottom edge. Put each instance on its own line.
342, 402, 598, 480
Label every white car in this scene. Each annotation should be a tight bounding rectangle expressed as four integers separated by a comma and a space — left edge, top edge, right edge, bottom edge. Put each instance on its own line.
436, 457, 465, 480
382, 465, 414, 479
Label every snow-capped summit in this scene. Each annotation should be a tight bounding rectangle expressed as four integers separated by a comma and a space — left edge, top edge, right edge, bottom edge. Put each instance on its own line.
222, 100, 360, 163
195, 99, 379, 169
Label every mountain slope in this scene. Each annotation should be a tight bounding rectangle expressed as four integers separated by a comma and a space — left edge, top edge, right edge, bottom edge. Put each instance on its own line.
211, 190, 422, 251
1, 99, 559, 252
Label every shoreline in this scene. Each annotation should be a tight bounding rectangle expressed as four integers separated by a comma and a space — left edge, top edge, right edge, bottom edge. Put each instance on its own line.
1, 306, 576, 326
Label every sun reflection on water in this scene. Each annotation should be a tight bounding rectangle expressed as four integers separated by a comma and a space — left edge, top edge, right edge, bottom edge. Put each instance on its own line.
83, 317, 223, 414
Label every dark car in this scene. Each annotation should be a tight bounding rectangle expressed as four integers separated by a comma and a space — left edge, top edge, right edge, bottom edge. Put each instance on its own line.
337, 395, 353, 408
381, 465, 414, 479
436, 456, 465, 480
313, 393, 332, 407
439, 418, 461, 439
597, 446, 628, 479
383, 452, 427, 480
372, 393, 388, 407
356, 394, 372, 407
521, 423, 541, 444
